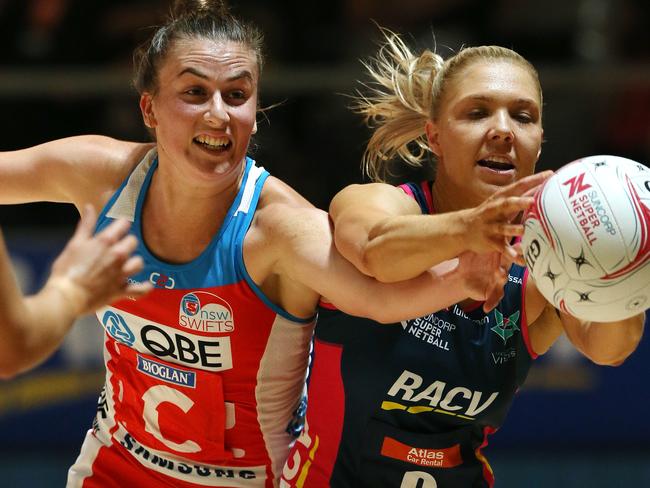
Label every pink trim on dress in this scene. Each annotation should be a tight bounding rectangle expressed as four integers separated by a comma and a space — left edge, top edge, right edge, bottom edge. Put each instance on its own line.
520, 267, 539, 359
398, 183, 415, 198
420, 181, 434, 213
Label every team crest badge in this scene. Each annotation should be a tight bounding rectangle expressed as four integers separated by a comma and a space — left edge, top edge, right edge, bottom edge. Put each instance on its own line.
491, 310, 520, 344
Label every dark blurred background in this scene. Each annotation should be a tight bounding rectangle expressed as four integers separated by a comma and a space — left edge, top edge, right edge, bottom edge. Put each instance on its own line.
0, 0, 648, 486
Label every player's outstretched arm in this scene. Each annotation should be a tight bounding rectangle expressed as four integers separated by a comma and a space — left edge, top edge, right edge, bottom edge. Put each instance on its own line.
270, 205, 508, 323
329, 172, 552, 283
558, 312, 645, 366
525, 277, 645, 363
0, 206, 151, 379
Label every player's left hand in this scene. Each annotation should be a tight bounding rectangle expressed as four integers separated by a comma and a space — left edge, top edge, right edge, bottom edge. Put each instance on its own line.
47, 205, 152, 315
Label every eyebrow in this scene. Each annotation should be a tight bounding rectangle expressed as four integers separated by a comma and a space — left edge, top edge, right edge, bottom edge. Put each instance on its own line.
465, 95, 538, 106
178, 67, 254, 83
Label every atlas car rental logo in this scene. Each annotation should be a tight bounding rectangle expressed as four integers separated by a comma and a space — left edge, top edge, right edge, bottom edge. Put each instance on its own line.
179, 291, 235, 333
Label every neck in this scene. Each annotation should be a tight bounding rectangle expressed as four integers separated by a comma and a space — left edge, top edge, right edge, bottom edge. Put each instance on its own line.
141, 156, 245, 264
431, 179, 467, 214
431, 170, 484, 214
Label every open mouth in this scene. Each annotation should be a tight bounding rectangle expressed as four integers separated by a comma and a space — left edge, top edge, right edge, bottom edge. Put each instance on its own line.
477, 158, 515, 172
193, 134, 231, 152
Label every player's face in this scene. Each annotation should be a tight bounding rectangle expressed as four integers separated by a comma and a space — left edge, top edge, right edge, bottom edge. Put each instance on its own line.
426, 60, 543, 207
140, 38, 258, 185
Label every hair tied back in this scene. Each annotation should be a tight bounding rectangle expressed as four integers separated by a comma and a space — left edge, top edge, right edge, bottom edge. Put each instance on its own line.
171, 0, 230, 20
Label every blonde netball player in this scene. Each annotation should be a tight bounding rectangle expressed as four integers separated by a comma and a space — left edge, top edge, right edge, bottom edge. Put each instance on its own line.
282, 30, 645, 488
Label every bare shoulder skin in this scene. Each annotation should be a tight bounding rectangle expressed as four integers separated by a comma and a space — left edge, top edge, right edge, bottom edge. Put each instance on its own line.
242, 175, 322, 319
0, 134, 154, 213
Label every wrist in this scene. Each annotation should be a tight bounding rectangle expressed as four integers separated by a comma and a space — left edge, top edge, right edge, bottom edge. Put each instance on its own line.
449, 209, 473, 252
435, 260, 470, 301
44, 277, 88, 319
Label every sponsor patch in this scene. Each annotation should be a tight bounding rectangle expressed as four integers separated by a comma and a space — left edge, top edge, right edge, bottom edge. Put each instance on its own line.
381, 436, 462, 468
99, 307, 233, 372
179, 291, 235, 333
150, 272, 175, 289
102, 310, 136, 346
117, 427, 265, 487
386, 370, 499, 419
137, 355, 196, 388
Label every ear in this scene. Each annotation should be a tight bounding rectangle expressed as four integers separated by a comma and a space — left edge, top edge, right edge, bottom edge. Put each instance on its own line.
425, 120, 441, 157
536, 128, 544, 161
252, 119, 257, 135
139, 93, 157, 128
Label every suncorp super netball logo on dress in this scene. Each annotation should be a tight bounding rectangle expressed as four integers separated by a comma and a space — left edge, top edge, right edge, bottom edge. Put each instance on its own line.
179, 291, 235, 333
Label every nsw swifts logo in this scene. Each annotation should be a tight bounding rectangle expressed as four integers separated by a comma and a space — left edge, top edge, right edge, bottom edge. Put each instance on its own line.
179, 291, 235, 333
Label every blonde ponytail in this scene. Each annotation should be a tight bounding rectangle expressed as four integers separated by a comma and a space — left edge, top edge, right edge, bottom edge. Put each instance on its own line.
354, 29, 542, 183
352, 29, 443, 182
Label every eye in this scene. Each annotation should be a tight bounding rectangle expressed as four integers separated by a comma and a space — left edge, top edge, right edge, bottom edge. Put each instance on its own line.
225, 89, 248, 104
467, 108, 488, 119
513, 111, 534, 123
184, 87, 207, 97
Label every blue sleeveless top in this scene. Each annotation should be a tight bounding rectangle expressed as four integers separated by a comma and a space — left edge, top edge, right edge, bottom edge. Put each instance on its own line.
88, 150, 314, 486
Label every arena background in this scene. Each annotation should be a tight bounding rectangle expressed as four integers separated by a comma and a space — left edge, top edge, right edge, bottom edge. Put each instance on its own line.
0, 0, 649, 486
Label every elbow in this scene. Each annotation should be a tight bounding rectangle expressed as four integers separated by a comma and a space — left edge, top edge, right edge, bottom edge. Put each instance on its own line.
361, 247, 403, 283
0, 324, 30, 380
586, 329, 644, 367
0, 358, 23, 380
367, 311, 400, 325
588, 352, 631, 367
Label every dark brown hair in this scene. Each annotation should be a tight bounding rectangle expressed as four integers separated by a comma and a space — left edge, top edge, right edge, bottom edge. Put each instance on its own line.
133, 0, 264, 94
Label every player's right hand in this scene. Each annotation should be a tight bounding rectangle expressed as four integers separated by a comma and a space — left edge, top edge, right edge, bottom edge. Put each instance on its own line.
47, 205, 152, 315
460, 171, 552, 264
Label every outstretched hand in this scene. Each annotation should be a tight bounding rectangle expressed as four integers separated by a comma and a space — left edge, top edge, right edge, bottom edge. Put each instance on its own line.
47, 205, 152, 315
461, 171, 552, 265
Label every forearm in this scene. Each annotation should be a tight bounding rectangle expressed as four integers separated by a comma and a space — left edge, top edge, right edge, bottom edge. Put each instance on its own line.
360, 211, 470, 282
562, 313, 645, 366
0, 281, 79, 378
337, 261, 468, 323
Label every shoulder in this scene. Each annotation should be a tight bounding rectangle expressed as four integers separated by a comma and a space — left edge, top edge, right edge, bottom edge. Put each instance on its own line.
51, 135, 155, 208
255, 176, 329, 240
0, 134, 154, 209
60, 135, 153, 182
331, 181, 423, 217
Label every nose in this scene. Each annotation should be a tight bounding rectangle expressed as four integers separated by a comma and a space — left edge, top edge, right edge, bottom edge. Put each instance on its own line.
487, 110, 514, 143
204, 93, 229, 127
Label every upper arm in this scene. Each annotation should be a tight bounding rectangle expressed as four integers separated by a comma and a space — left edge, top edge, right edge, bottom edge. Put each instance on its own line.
329, 183, 421, 275
0, 135, 144, 208
270, 205, 466, 323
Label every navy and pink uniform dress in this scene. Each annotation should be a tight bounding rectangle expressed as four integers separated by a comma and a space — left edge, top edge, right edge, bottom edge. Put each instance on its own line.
282, 181, 537, 488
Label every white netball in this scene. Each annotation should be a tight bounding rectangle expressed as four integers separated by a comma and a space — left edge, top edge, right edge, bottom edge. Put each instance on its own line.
522, 155, 650, 321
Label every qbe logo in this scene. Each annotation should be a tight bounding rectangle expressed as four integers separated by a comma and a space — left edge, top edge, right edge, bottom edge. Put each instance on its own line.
179, 292, 235, 333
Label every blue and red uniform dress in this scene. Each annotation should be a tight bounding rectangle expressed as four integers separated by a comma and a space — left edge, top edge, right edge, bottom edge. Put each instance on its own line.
282, 181, 537, 488
67, 149, 314, 488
